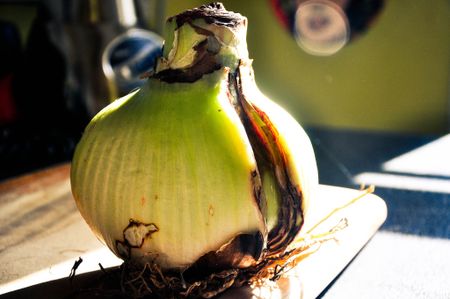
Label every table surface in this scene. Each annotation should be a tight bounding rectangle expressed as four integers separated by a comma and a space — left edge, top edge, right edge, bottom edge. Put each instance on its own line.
1, 125, 449, 298
307, 127, 450, 298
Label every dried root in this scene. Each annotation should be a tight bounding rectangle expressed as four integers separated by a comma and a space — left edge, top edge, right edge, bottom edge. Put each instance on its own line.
119, 217, 347, 298
120, 261, 240, 298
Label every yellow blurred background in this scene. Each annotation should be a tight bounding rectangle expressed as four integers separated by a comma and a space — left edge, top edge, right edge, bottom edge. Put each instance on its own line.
165, 0, 449, 134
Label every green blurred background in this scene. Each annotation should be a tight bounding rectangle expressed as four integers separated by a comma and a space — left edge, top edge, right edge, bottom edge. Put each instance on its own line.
1, 0, 449, 134
165, 0, 449, 134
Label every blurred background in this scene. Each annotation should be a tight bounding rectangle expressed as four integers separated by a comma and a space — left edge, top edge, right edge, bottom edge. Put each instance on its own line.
165, 0, 449, 134
0, 0, 449, 179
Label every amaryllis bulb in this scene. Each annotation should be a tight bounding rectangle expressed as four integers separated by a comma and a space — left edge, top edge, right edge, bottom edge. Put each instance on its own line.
70, 3, 318, 298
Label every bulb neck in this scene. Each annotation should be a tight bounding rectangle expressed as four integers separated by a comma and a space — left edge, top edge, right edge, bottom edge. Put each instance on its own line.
154, 3, 249, 82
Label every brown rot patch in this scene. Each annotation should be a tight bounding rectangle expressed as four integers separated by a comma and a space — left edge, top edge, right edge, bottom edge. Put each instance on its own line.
123, 219, 159, 248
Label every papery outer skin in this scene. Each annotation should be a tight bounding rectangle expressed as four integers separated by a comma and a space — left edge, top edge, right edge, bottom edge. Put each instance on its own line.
163, 23, 206, 70
71, 69, 266, 269
156, 18, 249, 75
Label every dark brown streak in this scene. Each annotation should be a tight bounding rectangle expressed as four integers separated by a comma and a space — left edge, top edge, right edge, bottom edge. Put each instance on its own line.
233, 62, 304, 257
227, 71, 244, 119
226, 70, 267, 227
250, 105, 303, 255
268, 181, 303, 255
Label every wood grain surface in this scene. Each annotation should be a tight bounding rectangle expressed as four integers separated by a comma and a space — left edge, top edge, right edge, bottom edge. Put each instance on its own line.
0, 164, 387, 298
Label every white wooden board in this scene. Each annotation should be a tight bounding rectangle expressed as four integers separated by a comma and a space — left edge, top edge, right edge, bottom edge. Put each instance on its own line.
0, 164, 387, 298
